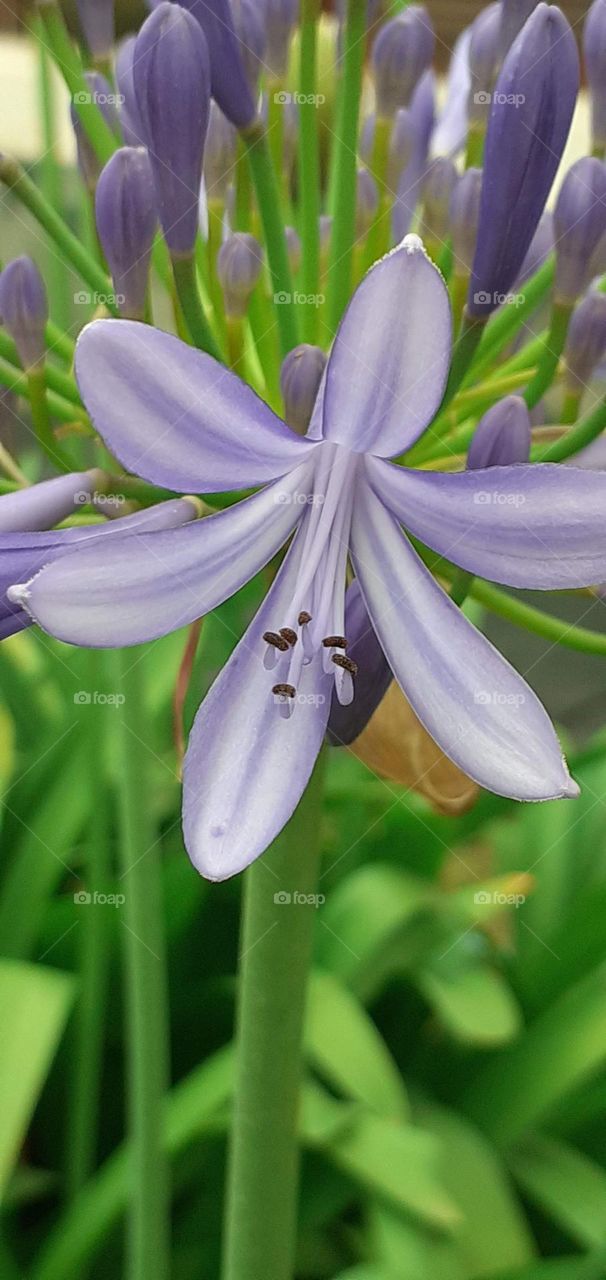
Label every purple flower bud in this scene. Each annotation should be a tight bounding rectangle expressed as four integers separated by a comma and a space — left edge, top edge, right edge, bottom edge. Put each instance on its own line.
265, 0, 298, 79
467, 395, 531, 469
175, 0, 259, 128
95, 148, 158, 320
564, 291, 606, 389
359, 114, 374, 165
0, 257, 47, 371
499, 0, 541, 59
392, 69, 435, 241
133, 3, 211, 257
285, 226, 301, 276
371, 7, 435, 118
553, 158, 606, 304
584, 0, 606, 152
231, 0, 267, 95
356, 167, 379, 238
76, 0, 114, 62
0, 469, 104, 533
388, 108, 414, 189
450, 167, 482, 275
421, 156, 457, 247
71, 71, 119, 191
115, 37, 145, 147
217, 232, 263, 316
282, 98, 298, 179
280, 344, 326, 435
468, 4, 579, 319
204, 101, 237, 204
468, 2, 501, 126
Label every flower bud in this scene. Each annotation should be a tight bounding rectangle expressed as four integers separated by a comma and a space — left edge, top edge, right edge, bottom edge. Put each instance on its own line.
0, 469, 104, 533
468, 2, 501, 126
70, 71, 119, 192
231, 0, 266, 95
115, 37, 145, 147
217, 232, 263, 317
265, 0, 298, 80
421, 156, 457, 248
0, 257, 47, 371
76, 0, 114, 63
388, 108, 414, 190
450, 168, 482, 276
468, 4, 579, 319
175, 0, 258, 129
564, 291, 606, 390
356, 167, 379, 238
95, 148, 158, 320
133, 2, 211, 257
393, 69, 435, 241
285, 226, 301, 276
371, 7, 434, 118
553, 157, 606, 305
280, 344, 326, 435
584, 0, 606, 153
467, 395, 532, 469
204, 101, 237, 205
500, 0, 541, 59
282, 97, 298, 182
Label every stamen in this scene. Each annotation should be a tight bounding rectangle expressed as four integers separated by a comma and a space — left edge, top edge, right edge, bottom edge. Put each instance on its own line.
322, 635, 347, 649
298, 610, 312, 625
263, 630, 289, 652
272, 682, 296, 699
332, 654, 358, 676
279, 627, 297, 646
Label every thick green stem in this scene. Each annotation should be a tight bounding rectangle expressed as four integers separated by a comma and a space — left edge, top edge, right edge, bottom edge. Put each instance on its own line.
221, 754, 326, 1280
67, 652, 112, 1200
298, 0, 321, 343
523, 300, 572, 410
464, 258, 556, 385
363, 116, 392, 273
0, 156, 118, 314
109, 651, 171, 1280
171, 254, 221, 359
533, 393, 606, 463
0, 355, 86, 424
441, 309, 488, 408
36, 1, 117, 165
327, 0, 366, 332
242, 122, 298, 354
27, 368, 74, 471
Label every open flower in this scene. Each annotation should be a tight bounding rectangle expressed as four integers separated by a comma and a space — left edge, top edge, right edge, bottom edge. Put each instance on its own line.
10, 236, 606, 880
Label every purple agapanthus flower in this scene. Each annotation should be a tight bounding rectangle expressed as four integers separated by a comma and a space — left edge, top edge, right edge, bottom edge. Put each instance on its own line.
11, 235, 606, 881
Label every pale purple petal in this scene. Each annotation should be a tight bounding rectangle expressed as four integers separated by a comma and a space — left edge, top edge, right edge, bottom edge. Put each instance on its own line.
2, 498, 197, 639
368, 457, 606, 589
0, 470, 101, 533
430, 27, 471, 159
11, 465, 311, 647
321, 236, 451, 458
327, 580, 391, 746
350, 481, 576, 801
183, 518, 332, 881
75, 319, 315, 493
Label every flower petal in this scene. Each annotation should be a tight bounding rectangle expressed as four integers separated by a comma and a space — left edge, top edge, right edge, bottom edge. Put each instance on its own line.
183, 519, 332, 881
0, 470, 100, 533
75, 319, 315, 493
368, 458, 606, 589
327, 580, 391, 746
10, 466, 311, 647
1, 498, 196, 639
350, 481, 576, 801
321, 234, 451, 458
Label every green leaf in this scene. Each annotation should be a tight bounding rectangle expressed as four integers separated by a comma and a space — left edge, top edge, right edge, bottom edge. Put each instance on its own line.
316, 863, 437, 997
369, 1206, 465, 1280
508, 1134, 606, 1248
461, 965, 606, 1145
421, 1106, 534, 1274
418, 962, 522, 1047
0, 959, 74, 1201
305, 969, 409, 1118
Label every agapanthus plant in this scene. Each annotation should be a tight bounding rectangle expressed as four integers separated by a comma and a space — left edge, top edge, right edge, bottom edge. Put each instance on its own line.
4, 0, 606, 1277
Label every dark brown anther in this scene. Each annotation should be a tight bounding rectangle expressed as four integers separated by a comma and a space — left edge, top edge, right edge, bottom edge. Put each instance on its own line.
332, 654, 358, 676
272, 683, 296, 698
279, 627, 297, 646
298, 610, 312, 625
263, 630, 289, 652
322, 635, 347, 649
